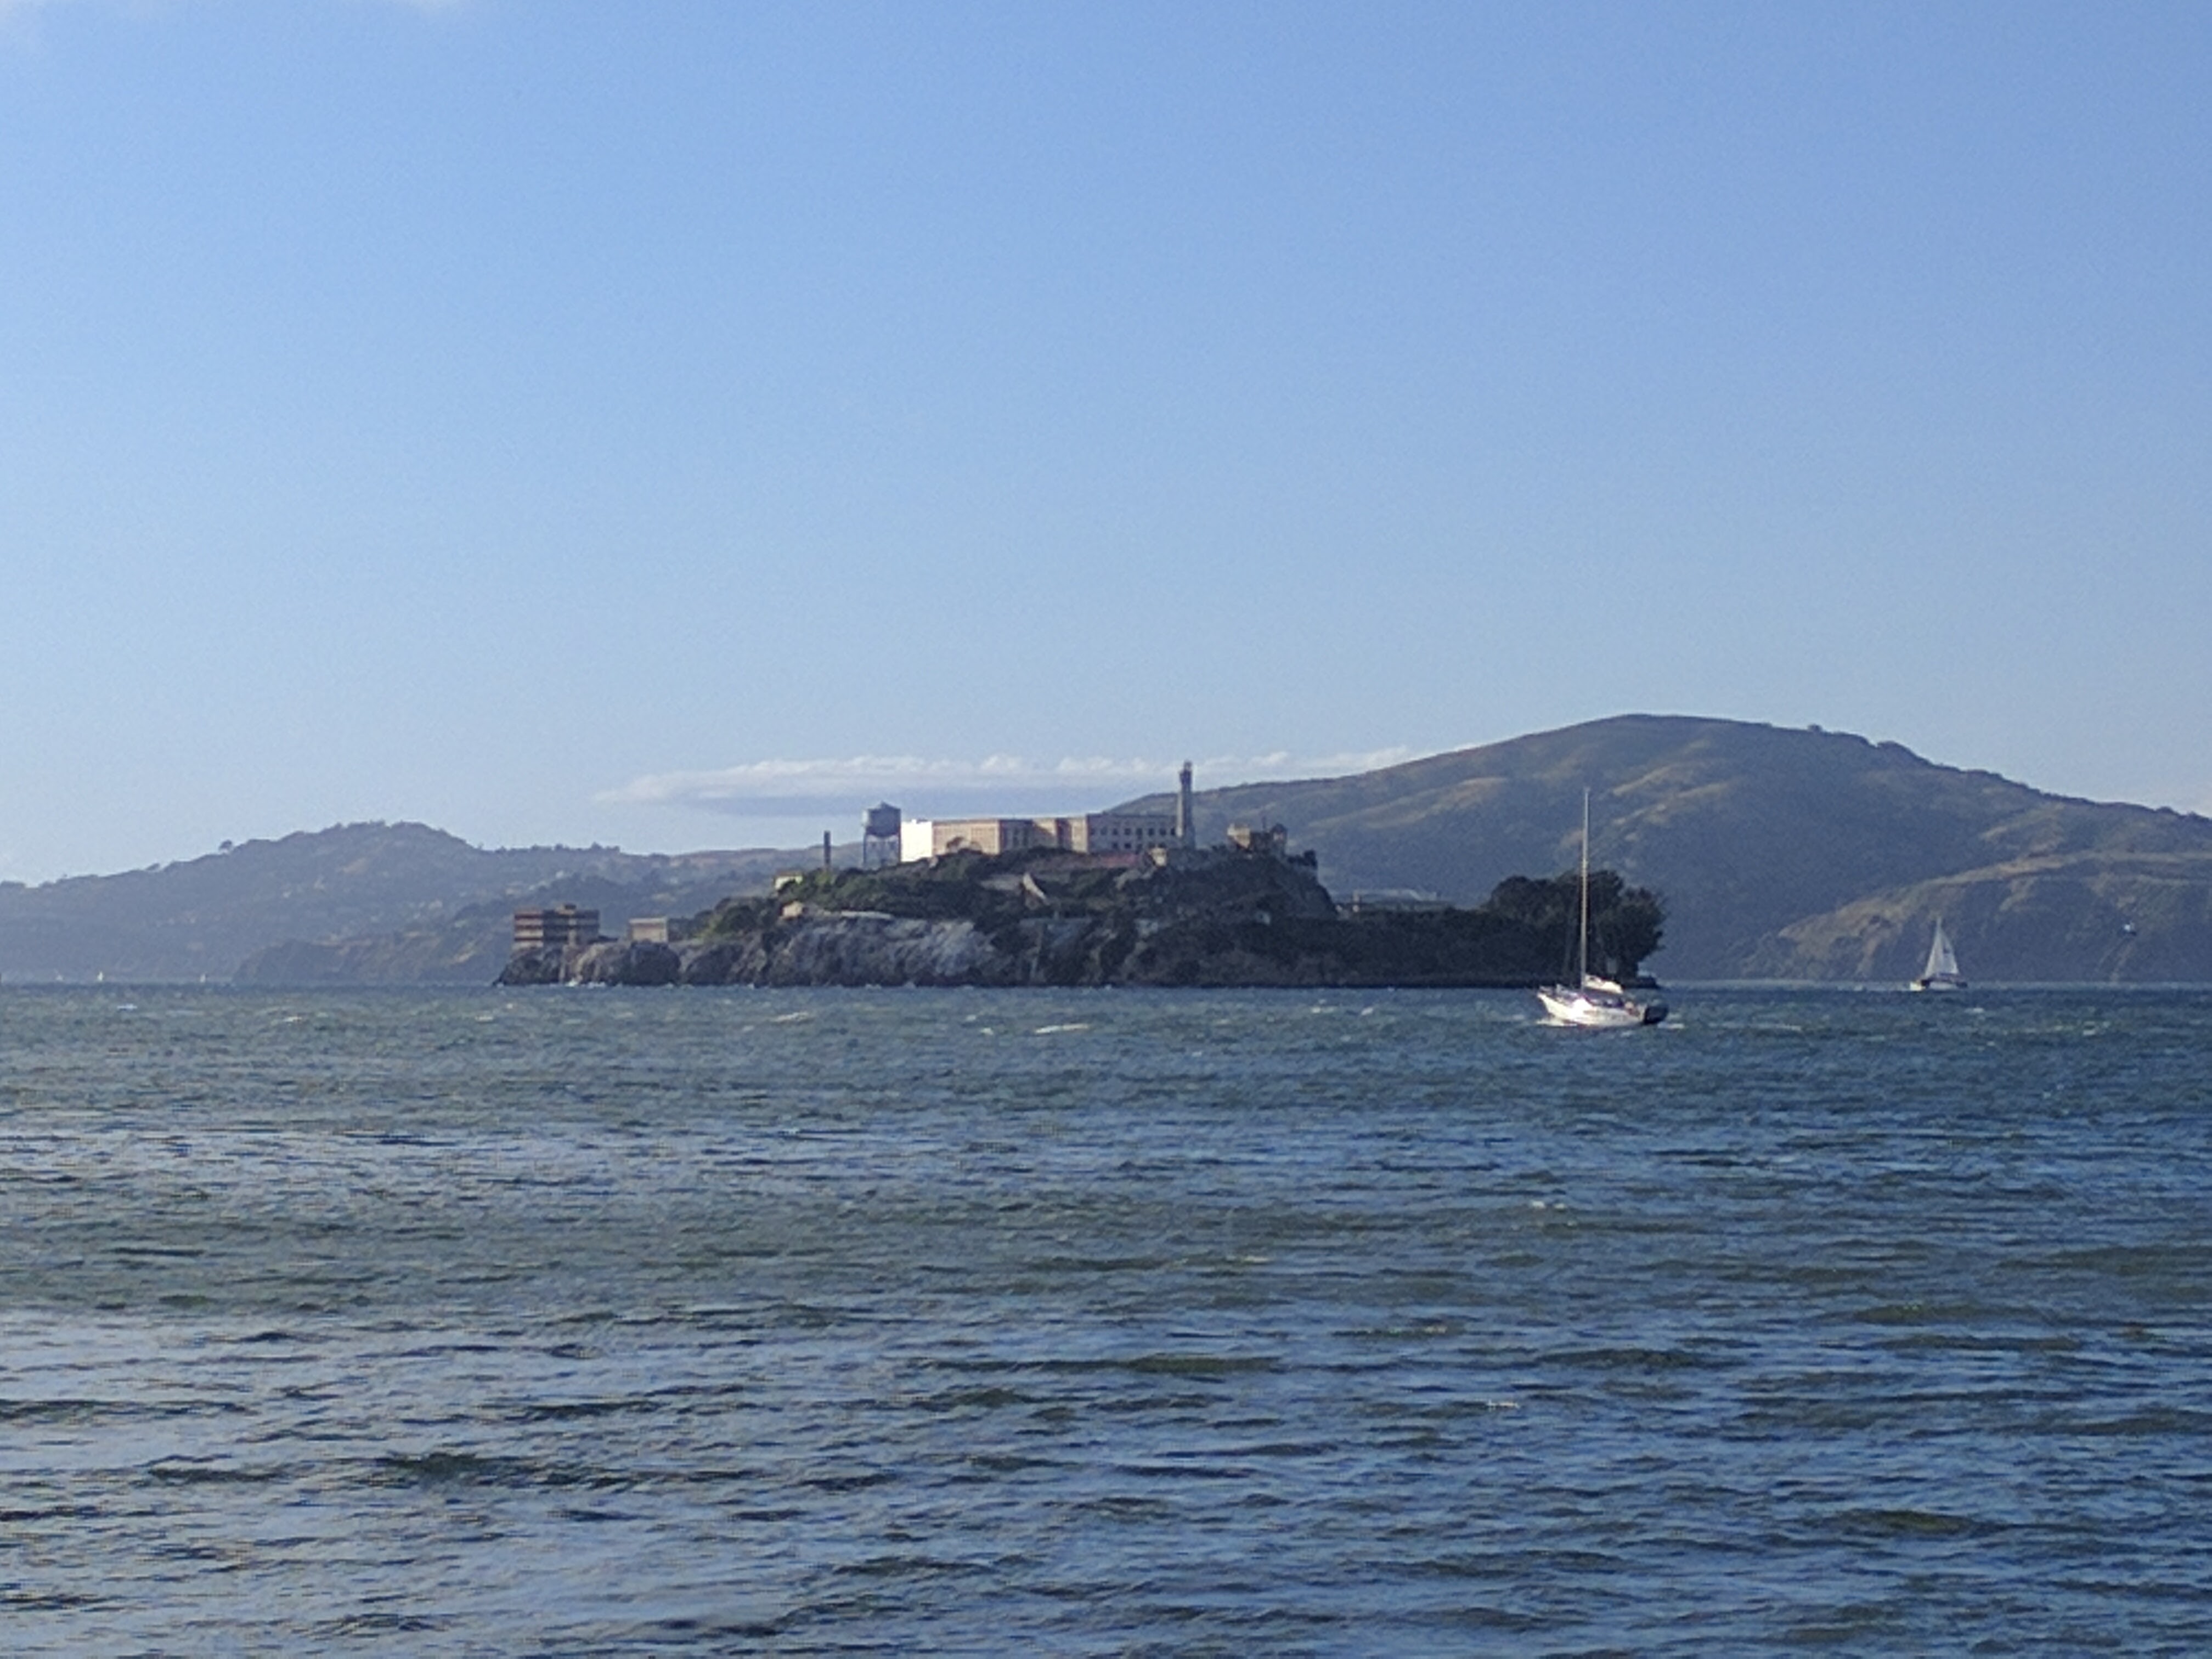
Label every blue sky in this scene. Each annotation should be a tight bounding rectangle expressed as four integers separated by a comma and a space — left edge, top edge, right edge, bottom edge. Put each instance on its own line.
2, 0, 2205, 880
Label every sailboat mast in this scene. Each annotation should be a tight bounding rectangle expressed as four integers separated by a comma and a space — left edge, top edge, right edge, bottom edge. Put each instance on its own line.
1578, 789, 1591, 986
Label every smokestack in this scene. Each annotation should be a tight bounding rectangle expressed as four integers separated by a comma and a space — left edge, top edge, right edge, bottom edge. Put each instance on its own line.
822, 830, 833, 870
1177, 760, 1195, 849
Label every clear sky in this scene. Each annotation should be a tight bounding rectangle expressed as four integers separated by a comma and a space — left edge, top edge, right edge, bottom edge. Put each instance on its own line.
3, 0, 2206, 881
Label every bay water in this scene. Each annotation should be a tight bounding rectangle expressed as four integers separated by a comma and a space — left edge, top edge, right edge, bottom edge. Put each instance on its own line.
4, 985, 2211, 1654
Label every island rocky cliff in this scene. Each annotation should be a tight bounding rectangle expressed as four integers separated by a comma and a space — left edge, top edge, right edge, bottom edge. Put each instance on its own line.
495, 842, 1662, 990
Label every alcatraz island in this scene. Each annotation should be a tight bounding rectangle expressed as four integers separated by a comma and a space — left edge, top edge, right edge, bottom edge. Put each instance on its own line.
498, 765, 1662, 990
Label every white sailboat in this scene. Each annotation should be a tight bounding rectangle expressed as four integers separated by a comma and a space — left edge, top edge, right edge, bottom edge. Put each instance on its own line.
1537, 791, 1667, 1028
1911, 919, 1966, 992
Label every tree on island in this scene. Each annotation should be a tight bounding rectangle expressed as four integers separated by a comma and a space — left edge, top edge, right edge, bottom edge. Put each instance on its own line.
1484, 869, 1665, 981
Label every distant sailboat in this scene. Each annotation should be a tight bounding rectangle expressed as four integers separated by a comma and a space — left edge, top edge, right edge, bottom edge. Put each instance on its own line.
1536, 791, 1667, 1028
1911, 919, 1966, 992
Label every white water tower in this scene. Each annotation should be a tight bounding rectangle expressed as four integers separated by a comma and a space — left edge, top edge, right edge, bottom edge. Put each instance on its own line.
862, 803, 902, 869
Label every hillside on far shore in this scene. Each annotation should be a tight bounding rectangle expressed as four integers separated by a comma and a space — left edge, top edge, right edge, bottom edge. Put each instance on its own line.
1118, 715, 2212, 982
4, 715, 2209, 984
0, 825, 797, 984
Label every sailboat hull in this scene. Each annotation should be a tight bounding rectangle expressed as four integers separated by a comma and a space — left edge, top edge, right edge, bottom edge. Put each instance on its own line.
1538, 984, 1667, 1027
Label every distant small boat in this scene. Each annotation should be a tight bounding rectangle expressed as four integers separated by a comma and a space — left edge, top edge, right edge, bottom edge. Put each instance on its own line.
1911, 919, 1966, 992
1537, 791, 1666, 1028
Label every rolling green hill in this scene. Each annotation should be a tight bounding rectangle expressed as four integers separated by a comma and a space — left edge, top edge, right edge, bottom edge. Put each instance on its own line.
1123, 715, 2212, 981
0, 823, 795, 983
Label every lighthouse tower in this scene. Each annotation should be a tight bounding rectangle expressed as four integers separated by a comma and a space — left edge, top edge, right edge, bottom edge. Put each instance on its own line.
1176, 761, 1195, 849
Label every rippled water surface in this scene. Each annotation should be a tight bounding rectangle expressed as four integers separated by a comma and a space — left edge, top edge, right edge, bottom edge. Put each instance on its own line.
5, 984, 2212, 1654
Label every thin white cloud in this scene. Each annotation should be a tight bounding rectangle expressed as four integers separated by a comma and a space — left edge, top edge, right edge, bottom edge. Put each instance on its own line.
601, 748, 1422, 817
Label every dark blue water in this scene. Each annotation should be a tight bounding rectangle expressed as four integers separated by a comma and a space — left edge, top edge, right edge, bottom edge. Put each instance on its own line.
4, 985, 2210, 1654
